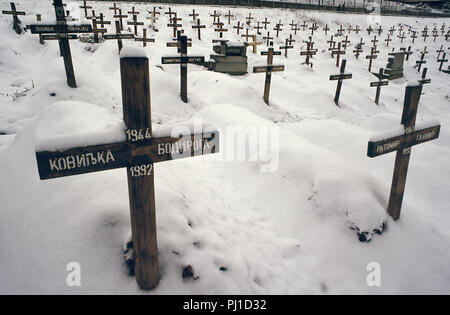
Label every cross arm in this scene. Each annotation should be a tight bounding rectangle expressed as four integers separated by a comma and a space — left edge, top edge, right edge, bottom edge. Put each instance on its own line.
36, 131, 219, 180
367, 124, 440, 158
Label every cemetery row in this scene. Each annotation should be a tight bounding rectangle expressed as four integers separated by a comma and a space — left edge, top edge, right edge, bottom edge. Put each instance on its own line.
1, 1, 445, 291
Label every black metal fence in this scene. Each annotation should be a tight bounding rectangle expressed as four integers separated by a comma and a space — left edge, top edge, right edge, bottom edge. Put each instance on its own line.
96, 0, 450, 18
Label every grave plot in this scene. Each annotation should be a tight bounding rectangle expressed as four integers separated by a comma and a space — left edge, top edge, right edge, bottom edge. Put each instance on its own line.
0, 1, 449, 295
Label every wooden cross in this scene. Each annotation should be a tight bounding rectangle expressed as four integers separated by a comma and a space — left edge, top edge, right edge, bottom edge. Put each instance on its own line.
332, 42, 345, 67
389, 26, 396, 35
254, 21, 263, 35
166, 31, 192, 53
279, 38, 293, 58
91, 19, 107, 43
262, 17, 270, 30
289, 20, 296, 29
86, 9, 99, 21
411, 31, 417, 43
370, 68, 389, 105
79, 0, 92, 18
300, 41, 317, 66
263, 32, 273, 46
398, 32, 406, 43
98, 13, 111, 29
329, 59, 352, 106
371, 35, 379, 48
432, 31, 439, 42
167, 12, 182, 38
274, 24, 283, 38
109, 2, 119, 15
416, 52, 426, 73
327, 35, 335, 48
347, 25, 353, 34
103, 20, 134, 54
135, 28, 155, 47
287, 34, 295, 46
146, 11, 159, 31
418, 67, 431, 87
27, 0, 92, 88
337, 25, 345, 36
189, 9, 198, 22
241, 28, 253, 42
323, 24, 330, 35
366, 46, 378, 72
300, 21, 308, 31
385, 34, 392, 46
438, 53, 448, 71
367, 85, 440, 220
422, 30, 429, 41
224, 10, 233, 25
309, 23, 318, 36
353, 43, 363, 59
210, 10, 220, 24
248, 35, 263, 54
2, 2, 26, 34
128, 14, 143, 36
341, 35, 350, 50
445, 31, 450, 41
114, 9, 127, 31
400, 46, 413, 61
377, 26, 383, 36
128, 7, 140, 16
35, 52, 219, 290
192, 19, 205, 40
246, 13, 254, 26
233, 21, 243, 35
214, 22, 228, 39
367, 25, 373, 35
253, 47, 284, 105
354, 25, 361, 34
161, 34, 205, 103
436, 45, 444, 60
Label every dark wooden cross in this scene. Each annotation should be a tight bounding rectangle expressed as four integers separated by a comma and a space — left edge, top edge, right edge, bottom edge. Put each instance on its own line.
135, 28, 155, 47
367, 25, 373, 35
377, 26, 383, 36
323, 24, 330, 35
35, 52, 219, 290
418, 67, 431, 87
337, 25, 345, 36
189, 9, 198, 22
438, 53, 448, 71
109, 2, 119, 15
422, 30, 429, 41
128, 6, 139, 16
166, 32, 192, 53
411, 31, 417, 43
262, 17, 270, 30
263, 32, 273, 46
2, 2, 26, 34
289, 20, 296, 29
27, 0, 92, 88
255, 21, 263, 35
274, 23, 283, 38
300, 21, 308, 31
103, 20, 134, 54
128, 14, 144, 36
86, 9, 99, 20
233, 21, 243, 35
246, 13, 254, 26
161, 34, 205, 103
79, 0, 92, 18
367, 85, 440, 220
432, 31, 439, 42
354, 25, 361, 34
366, 46, 378, 72
300, 41, 317, 66
329, 59, 352, 106
385, 34, 392, 46
98, 13, 111, 29
398, 32, 406, 44
279, 38, 293, 58
353, 43, 363, 59
210, 10, 220, 24
400, 46, 413, 61
192, 19, 205, 40
91, 19, 107, 43
309, 23, 318, 36
241, 28, 253, 42
327, 35, 335, 48
370, 68, 389, 105
332, 42, 346, 67
436, 45, 444, 60
287, 34, 295, 46
224, 10, 233, 25
341, 35, 350, 50
416, 52, 426, 72
371, 35, 379, 47
114, 9, 127, 31
214, 22, 228, 39
253, 47, 284, 105
389, 26, 396, 35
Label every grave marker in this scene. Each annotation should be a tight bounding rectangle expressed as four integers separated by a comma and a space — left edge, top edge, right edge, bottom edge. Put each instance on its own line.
135, 29, 155, 47
438, 53, 448, 71
253, 47, 284, 105
103, 20, 134, 54
329, 59, 352, 106
35, 51, 219, 289
2, 2, 26, 34
192, 19, 205, 40
367, 85, 440, 220
370, 68, 389, 105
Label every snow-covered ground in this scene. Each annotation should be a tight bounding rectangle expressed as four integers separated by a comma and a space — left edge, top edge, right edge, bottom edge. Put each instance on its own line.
0, 1, 449, 294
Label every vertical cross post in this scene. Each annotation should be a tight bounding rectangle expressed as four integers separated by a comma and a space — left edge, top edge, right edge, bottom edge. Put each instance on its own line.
120, 54, 159, 290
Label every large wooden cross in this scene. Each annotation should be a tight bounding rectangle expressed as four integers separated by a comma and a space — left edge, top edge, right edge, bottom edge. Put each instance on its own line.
253, 47, 284, 105
329, 59, 352, 106
2, 2, 26, 34
367, 85, 440, 220
35, 52, 219, 290
162, 34, 205, 103
27, 0, 92, 88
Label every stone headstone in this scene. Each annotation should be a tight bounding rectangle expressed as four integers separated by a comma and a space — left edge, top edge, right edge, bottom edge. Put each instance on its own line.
384, 52, 405, 80
210, 41, 248, 75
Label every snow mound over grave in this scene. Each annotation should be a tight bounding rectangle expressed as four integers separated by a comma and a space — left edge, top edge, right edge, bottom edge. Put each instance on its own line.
34, 101, 126, 151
